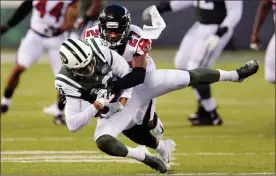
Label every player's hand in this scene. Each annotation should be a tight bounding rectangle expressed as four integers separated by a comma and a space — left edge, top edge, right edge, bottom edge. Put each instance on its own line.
204, 34, 220, 52
142, 5, 153, 21
250, 35, 261, 50
101, 101, 125, 118
0, 24, 10, 36
94, 89, 110, 109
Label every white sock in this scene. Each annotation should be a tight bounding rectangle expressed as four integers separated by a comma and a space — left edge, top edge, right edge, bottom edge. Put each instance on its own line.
156, 140, 166, 155
217, 70, 239, 82
126, 146, 146, 161
1, 97, 11, 106
201, 98, 216, 112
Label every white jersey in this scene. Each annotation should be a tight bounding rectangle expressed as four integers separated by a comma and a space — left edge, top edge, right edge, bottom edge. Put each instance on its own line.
83, 24, 156, 71
31, 0, 73, 34
55, 37, 132, 100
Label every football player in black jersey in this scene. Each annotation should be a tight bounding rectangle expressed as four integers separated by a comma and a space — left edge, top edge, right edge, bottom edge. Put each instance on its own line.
142, 1, 243, 126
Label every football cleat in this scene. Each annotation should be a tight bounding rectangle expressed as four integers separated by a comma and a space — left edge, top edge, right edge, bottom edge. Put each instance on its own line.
137, 145, 167, 173
53, 115, 66, 126
236, 60, 259, 82
190, 110, 223, 126
0, 104, 9, 114
188, 106, 208, 121
158, 139, 176, 169
43, 103, 63, 116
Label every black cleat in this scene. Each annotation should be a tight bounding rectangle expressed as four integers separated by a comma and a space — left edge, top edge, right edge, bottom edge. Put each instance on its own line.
142, 154, 168, 173
190, 109, 223, 126
236, 60, 259, 81
188, 106, 208, 121
0, 104, 9, 114
53, 115, 66, 126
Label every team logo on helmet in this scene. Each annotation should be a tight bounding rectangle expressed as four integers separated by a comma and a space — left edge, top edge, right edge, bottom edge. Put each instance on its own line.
59, 52, 68, 64
101, 64, 109, 74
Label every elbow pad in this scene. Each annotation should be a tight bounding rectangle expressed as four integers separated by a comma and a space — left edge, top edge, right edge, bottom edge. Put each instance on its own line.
112, 67, 146, 93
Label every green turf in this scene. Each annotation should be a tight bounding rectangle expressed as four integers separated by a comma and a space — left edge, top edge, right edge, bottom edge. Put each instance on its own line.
1, 49, 275, 175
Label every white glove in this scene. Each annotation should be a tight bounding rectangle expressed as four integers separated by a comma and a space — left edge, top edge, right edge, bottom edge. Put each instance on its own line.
142, 5, 153, 21
204, 34, 220, 52
101, 101, 125, 118
250, 43, 261, 51
94, 89, 110, 109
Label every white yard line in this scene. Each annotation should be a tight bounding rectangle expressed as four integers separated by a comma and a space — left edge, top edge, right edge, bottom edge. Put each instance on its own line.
1, 150, 274, 156
143, 173, 275, 176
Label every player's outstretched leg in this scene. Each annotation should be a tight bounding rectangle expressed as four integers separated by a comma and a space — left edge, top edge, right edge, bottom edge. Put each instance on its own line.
0, 64, 26, 114
95, 134, 168, 173
187, 60, 259, 86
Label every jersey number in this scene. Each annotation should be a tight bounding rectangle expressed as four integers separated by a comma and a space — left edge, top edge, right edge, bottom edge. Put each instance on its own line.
35, 0, 64, 22
128, 31, 141, 47
194, 0, 214, 10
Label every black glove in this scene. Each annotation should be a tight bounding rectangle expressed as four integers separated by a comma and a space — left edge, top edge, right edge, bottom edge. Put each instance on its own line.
215, 26, 228, 37
0, 24, 10, 36
156, 2, 172, 14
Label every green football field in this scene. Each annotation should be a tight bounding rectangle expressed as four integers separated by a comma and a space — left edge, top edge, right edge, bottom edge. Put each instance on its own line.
0, 49, 275, 175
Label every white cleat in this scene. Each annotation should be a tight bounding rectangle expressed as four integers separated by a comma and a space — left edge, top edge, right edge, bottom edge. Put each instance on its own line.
43, 103, 62, 116
158, 139, 176, 169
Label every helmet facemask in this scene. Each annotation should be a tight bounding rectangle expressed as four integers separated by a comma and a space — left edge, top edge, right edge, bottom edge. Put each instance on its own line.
71, 55, 96, 77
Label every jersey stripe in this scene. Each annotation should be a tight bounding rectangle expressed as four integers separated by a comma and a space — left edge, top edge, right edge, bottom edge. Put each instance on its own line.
68, 39, 87, 59
109, 50, 113, 66
87, 38, 106, 62
56, 74, 82, 88
55, 77, 80, 90
62, 43, 83, 63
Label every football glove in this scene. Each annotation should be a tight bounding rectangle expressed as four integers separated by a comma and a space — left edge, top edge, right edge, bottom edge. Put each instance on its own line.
204, 26, 228, 52
94, 89, 110, 109
250, 35, 261, 51
100, 101, 125, 118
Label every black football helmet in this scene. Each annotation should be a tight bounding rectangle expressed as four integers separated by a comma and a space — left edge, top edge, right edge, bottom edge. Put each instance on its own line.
98, 4, 131, 49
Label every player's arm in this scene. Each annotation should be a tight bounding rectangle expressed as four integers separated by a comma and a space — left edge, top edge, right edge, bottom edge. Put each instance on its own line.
59, 0, 81, 32
85, 0, 103, 21
217, 1, 243, 37
55, 79, 107, 133
111, 39, 150, 95
250, 0, 271, 48
0, 1, 33, 35
142, 1, 193, 20
107, 49, 134, 106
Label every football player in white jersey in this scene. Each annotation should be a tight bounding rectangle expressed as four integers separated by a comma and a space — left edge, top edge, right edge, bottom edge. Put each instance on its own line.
0, 0, 80, 124
78, 5, 259, 173
250, 0, 276, 83
56, 38, 170, 173
142, 1, 243, 126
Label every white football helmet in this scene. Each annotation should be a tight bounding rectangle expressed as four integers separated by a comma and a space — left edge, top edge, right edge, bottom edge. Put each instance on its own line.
59, 38, 96, 77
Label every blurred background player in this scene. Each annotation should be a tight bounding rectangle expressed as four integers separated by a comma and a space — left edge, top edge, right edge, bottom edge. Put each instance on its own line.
142, 1, 243, 126
0, 0, 80, 125
250, 0, 275, 83
68, 0, 103, 39
43, 0, 104, 116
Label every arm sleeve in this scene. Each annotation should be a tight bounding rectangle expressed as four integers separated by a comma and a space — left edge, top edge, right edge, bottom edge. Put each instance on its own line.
169, 1, 193, 12
220, 1, 243, 28
107, 50, 133, 99
6, 1, 33, 27
64, 97, 99, 133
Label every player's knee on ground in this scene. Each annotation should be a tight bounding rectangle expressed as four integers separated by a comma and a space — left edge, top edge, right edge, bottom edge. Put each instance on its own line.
96, 134, 128, 157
